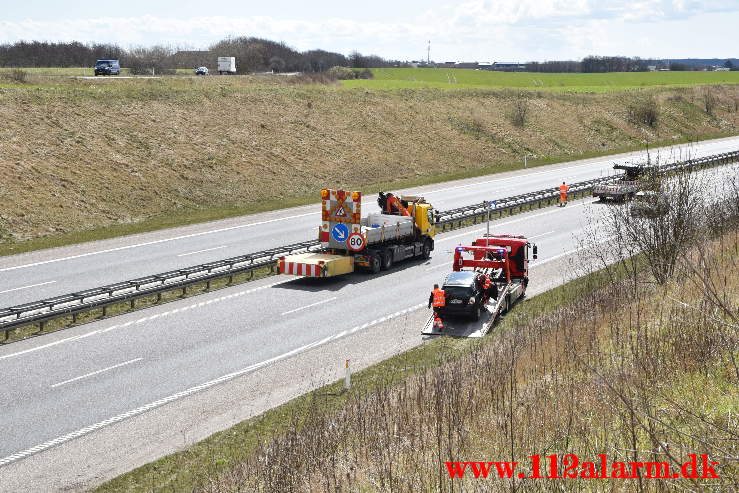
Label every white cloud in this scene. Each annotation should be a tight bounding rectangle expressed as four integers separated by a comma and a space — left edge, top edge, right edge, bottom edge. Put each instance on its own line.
0, 2, 737, 61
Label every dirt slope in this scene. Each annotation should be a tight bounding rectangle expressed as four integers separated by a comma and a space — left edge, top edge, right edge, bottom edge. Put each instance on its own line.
1, 81, 737, 242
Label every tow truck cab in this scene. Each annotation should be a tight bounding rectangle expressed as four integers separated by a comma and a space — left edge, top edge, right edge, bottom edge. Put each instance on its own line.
471, 235, 535, 280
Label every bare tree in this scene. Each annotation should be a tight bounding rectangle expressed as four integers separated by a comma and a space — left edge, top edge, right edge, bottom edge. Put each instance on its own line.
702, 89, 717, 116
509, 93, 529, 128
269, 56, 286, 73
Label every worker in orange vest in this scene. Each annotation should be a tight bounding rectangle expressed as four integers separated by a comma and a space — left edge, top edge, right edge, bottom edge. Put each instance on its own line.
428, 284, 446, 309
559, 182, 570, 207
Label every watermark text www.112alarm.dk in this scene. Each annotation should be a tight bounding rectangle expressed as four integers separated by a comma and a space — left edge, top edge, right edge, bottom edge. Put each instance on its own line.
445, 454, 720, 480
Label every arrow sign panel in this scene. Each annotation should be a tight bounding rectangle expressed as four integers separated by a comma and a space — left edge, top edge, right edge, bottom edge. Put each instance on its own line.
331, 223, 349, 242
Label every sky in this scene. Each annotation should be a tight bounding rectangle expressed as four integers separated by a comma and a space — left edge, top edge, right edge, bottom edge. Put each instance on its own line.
2, 0, 738, 61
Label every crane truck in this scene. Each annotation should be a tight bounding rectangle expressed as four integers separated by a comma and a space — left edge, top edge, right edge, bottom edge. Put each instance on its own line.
422, 234, 537, 337
278, 189, 436, 278
592, 164, 658, 202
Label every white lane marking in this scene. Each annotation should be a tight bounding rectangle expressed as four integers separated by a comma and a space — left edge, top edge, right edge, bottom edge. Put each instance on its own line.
528, 230, 555, 239
281, 297, 337, 316
0, 281, 56, 295
425, 263, 450, 272
177, 246, 227, 257
0, 280, 289, 361
50, 358, 142, 388
436, 202, 587, 243
533, 235, 614, 267
0, 330, 101, 362
0, 302, 425, 467
0, 141, 726, 275
0, 213, 318, 273
419, 141, 722, 196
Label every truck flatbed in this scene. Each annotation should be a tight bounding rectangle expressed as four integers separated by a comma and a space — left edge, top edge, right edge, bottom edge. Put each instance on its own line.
422, 280, 522, 338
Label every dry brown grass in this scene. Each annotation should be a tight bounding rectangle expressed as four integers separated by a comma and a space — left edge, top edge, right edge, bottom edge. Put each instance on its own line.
195, 234, 738, 492
1, 80, 738, 243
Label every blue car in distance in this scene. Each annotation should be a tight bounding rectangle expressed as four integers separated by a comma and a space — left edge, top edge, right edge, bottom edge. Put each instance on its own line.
94, 59, 121, 76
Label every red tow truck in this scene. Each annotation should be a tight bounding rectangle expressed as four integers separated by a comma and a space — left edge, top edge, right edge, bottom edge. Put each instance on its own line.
422, 234, 537, 337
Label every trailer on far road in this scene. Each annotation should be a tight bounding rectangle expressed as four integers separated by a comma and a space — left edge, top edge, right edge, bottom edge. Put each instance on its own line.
218, 57, 236, 74
593, 164, 658, 202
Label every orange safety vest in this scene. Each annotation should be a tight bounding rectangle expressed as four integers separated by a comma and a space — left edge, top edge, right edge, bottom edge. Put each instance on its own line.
432, 288, 446, 308
559, 184, 569, 201
483, 278, 491, 290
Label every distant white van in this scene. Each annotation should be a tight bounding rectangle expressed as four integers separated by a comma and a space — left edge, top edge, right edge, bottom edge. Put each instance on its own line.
217, 57, 236, 75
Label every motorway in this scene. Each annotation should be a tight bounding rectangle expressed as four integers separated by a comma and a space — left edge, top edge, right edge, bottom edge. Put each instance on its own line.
0, 142, 736, 492
1, 136, 739, 308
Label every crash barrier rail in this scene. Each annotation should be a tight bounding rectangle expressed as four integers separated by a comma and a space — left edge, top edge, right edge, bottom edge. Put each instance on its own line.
2, 150, 738, 341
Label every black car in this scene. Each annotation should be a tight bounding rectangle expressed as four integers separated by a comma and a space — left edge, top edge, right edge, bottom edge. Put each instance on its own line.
437, 271, 485, 321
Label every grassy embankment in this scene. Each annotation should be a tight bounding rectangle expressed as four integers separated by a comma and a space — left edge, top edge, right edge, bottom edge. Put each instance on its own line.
350, 68, 739, 91
0, 72, 738, 256
96, 226, 738, 492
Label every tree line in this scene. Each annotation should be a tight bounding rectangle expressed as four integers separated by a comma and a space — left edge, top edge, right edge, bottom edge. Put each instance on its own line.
0, 38, 397, 74
1, 40, 735, 73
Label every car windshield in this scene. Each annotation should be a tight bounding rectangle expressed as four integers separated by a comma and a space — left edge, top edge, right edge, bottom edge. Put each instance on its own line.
96, 62, 111, 67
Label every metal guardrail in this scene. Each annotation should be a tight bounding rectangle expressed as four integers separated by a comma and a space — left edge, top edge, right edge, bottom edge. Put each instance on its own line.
1, 150, 737, 340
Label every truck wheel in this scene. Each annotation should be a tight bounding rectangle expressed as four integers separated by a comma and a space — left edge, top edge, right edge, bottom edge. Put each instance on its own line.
381, 249, 394, 270
369, 255, 381, 274
421, 240, 432, 259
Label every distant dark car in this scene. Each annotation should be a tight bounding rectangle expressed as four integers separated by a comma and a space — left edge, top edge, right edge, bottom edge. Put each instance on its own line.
94, 59, 120, 76
437, 271, 485, 321
195, 66, 209, 76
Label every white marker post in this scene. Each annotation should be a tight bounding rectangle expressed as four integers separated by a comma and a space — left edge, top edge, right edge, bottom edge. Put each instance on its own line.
344, 359, 351, 391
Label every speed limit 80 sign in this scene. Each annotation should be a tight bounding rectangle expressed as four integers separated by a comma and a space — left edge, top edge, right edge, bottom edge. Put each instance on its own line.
346, 233, 366, 252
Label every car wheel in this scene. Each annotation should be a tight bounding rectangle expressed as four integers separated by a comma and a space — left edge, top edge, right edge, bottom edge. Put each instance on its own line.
470, 304, 481, 321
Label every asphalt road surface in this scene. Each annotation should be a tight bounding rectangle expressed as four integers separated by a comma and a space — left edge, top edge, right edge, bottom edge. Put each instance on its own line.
1, 136, 738, 308
0, 148, 736, 492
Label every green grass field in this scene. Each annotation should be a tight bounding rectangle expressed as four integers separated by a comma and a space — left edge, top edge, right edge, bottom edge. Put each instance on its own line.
344, 68, 739, 91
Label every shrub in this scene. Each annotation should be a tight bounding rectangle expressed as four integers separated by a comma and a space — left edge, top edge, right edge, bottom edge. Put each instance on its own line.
356, 68, 373, 79
326, 66, 356, 80
3, 69, 28, 83
289, 72, 339, 85
509, 94, 529, 128
628, 95, 659, 127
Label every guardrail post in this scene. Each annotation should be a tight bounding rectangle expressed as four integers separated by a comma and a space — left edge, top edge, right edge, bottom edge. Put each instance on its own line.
72, 312, 78, 323
39, 320, 46, 332
2, 329, 8, 343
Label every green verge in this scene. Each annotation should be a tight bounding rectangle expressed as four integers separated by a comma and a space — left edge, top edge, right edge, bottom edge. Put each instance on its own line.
94, 265, 612, 493
1, 131, 736, 258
